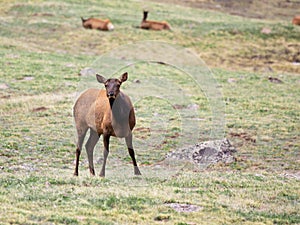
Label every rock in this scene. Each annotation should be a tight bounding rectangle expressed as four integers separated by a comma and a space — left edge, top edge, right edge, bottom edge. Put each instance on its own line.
187, 103, 199, 110
0, 83, 9, 89
227, 78, 237, 83
65, 63, 75, 68
166, 138, 236, 168
23, 76, 34, 81
261, 27, 272, 34
79, 67, 97, 76
268, 76, 283, 83
133, 79, 141, 83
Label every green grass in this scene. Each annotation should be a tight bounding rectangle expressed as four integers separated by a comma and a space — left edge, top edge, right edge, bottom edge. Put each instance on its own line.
0, 0, 299, 224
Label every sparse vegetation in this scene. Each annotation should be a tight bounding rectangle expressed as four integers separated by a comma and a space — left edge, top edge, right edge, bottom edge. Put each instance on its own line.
0, 0, 299, 224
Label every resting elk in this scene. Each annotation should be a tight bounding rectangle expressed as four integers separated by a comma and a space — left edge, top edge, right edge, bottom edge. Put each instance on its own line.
140, 11, 171, 30
81, 17, 114, 31
292, 15, 300, 25
73, 72, 141, 177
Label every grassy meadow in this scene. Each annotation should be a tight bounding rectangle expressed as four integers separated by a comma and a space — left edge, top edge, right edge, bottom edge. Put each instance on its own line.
0, 0, 299, 224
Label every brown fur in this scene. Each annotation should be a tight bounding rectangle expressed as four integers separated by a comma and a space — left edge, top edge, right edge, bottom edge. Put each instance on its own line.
81, 17, 114, 31
140, 11, 171, 30
292, 15, 300, 25
73, 72, 141, 177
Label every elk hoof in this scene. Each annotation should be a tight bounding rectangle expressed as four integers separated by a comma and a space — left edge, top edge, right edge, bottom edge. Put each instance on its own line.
89, 167, 95, 176
99, 171, 105, 177
134, 166, 142, 175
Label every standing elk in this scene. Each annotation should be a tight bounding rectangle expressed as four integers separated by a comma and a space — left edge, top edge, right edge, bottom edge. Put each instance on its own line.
140, 11, 171, 30
73, 72, 141, 177
81, 17, 114, 31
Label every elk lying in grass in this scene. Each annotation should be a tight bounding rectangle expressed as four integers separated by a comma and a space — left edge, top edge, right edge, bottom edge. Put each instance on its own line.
73, 72, 141, 177
292, 15, 300, 25
81, 17, 114, 31
140, 11, 171, 30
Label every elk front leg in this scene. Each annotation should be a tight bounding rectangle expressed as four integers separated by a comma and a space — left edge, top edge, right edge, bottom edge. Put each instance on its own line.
100, 134, 110, 177
125, 133, 141, 175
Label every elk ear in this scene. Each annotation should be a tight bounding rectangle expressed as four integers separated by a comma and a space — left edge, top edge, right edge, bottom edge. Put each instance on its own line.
120, 72, 128, 83
96, 74, 106, 84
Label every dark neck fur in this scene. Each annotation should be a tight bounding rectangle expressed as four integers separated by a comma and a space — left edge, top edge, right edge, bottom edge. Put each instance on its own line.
109, 98, 115, 109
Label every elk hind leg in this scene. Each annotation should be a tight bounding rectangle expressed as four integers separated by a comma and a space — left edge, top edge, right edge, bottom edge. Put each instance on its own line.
74, 127, 88, 176
125, 134, 141, 175
85, 129, 99, 176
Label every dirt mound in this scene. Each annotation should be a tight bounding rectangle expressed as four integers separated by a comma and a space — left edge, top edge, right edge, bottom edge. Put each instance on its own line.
166, 138, 237, 169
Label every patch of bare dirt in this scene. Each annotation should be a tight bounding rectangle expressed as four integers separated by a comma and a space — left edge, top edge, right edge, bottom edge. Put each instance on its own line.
151, 0, 300, 20
202, 40, 300, 74
282, 171, 300, 180
229, 132, 256, 143
165, 202, 202, 213
32, 106, 48, 112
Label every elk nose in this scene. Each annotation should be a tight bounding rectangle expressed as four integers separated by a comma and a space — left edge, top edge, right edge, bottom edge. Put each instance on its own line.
108, 91, 114, 97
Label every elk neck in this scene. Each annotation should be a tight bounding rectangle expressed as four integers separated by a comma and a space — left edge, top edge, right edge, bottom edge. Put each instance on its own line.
143, 11, 148, 21
109, 93, 131, 123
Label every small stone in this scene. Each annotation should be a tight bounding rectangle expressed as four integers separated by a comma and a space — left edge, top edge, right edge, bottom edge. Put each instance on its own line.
79, 67, 96, 76
133, 79, 141, 83
261, 27, 272, 34
187, 104, 199, 110
23, 76, 34, 81
268, 76, 283, 83
227, 78, 237, 83
0, 83, 9, 89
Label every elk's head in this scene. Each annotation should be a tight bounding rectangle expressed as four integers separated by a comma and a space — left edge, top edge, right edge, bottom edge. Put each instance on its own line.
96, 72, 128, 101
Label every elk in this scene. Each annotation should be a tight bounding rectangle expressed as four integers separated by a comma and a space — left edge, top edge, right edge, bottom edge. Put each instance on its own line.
140, 11, 171, 30
81, 17, 114, 31
292, 15, 300, 25
73, 72, 141, 177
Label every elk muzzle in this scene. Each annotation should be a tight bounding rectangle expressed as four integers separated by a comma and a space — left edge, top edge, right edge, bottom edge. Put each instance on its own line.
107, 91, 116, 99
